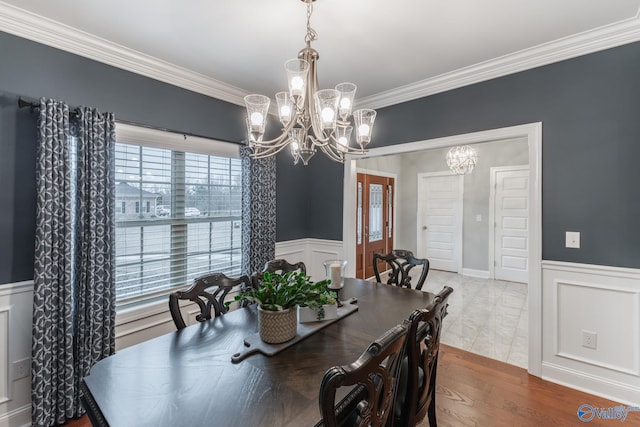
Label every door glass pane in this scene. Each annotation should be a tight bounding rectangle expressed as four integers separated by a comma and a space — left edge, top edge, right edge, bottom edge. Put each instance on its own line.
388, 184, 393, 238
369, 184, 383, 242
357, 182, 363, 245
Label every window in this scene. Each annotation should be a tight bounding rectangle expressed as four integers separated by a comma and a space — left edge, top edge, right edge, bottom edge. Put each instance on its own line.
114, 124, 241, 307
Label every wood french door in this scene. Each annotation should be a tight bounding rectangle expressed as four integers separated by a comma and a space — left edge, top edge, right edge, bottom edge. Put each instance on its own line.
355, 173, 395, 279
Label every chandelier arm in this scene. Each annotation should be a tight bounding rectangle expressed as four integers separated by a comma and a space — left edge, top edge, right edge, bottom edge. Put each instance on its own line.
318, 143, 345, 163
250, 137, 290, 150
308, 133, 332, 147
317, 134, 365, 154
251, 139, 294, 158
251, 117, 298, 147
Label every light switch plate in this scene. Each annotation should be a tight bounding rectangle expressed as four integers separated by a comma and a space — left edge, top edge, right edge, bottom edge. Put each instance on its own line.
566, 231, 580, 248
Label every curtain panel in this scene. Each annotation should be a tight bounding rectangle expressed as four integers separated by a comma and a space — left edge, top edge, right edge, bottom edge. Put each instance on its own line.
32, 99, 116, 427
240, 146, 276, 275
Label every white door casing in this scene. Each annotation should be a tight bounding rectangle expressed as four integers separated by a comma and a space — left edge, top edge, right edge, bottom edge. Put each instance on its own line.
490, 166, 529, 283
417, 172, 463, 272
342, 122, 542, 377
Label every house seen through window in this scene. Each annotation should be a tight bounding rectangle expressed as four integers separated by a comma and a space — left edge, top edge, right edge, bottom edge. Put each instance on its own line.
114, 124, 242, 306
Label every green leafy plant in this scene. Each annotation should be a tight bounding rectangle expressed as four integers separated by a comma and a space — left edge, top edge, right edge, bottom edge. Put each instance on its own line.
303, 289, 337, 320
229, 271, 335, 313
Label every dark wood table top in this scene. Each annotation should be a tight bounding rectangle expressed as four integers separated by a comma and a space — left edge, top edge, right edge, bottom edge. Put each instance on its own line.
82, 278, 435, 427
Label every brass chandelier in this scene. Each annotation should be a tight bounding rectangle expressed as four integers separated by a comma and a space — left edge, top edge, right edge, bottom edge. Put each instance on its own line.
243, 0, 377, 165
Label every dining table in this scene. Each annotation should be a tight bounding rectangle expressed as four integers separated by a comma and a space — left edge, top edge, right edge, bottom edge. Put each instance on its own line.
81, 278, 436, 427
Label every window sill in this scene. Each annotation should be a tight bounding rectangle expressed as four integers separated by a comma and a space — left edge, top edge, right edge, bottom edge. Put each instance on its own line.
115, 298, 170, 327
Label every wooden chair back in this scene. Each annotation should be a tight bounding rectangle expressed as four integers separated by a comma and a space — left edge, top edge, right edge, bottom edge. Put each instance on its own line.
251, 259, 307, 287
395, 286, 453, 427
373, 249, 429, 290
318, 324, 408, 427
168, 272, 252, 330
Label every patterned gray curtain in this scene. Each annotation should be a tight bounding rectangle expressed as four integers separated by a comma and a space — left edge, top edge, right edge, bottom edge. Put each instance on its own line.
32, 99, 115, 427
71, 107, 116, 412
240, 145, 276, 275
32, 99, 74, 427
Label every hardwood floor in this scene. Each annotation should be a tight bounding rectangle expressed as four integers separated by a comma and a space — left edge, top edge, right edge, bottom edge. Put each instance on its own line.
66, 345, 630, 427
424, 345, 629, 427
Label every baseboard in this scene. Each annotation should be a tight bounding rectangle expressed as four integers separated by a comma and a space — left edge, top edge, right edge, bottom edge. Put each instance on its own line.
541, 362, 640, 406
462, 268, 490, 279
0, 404, 30, 427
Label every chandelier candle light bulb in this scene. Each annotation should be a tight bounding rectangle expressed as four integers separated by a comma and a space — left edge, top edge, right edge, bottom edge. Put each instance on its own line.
242, 0, 377, 165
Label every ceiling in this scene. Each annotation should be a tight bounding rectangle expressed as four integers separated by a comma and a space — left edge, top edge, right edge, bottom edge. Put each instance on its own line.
1, 0, 640, 109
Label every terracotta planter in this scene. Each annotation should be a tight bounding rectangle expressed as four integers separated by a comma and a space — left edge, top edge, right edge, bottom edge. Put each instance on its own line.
258, 305, 297, 344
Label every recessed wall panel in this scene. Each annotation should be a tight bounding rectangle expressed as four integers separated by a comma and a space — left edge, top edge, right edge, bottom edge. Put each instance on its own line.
557, 281, 640, 375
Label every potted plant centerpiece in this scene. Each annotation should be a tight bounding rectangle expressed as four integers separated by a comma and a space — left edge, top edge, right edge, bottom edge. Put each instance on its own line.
232, 271, 335, 344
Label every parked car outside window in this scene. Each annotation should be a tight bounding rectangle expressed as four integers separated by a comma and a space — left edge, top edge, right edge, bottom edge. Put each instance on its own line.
156, 205, 171, 216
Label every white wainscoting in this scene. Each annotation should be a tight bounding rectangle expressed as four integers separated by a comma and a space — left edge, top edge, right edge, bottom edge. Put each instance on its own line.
275, 238, 344, 282
0, 281, 34, 427
542, 261, 640, 405
3, 256, 640, 425
0, 306, 9, 404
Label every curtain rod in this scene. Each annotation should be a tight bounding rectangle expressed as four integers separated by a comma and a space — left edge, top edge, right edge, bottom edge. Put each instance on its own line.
18, 97, 39, 111
17, 97, 243, 146
18, 96, 80, 118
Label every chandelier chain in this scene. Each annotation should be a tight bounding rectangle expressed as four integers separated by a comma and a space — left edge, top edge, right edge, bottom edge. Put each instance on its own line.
305, 0, 318, 44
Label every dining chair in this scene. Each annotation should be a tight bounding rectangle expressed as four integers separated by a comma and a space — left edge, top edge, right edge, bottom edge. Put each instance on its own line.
394, 286, 453, 427
168, 272, 252, 330
251, 258, 307, 288
373, 249, 430, 290
317, 324, 408, 427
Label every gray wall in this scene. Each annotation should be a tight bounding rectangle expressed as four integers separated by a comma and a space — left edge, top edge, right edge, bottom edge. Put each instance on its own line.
2, 29, 640, 281
358, 138, 529, 271
300, 41, 640, 270
0, 31, 246, 284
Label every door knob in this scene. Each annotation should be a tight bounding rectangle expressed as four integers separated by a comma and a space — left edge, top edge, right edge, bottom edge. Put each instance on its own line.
423, 226, 427, 230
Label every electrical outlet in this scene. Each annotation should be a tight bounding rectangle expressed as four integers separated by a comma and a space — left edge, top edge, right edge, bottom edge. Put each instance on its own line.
13, 358, 30, 380
582, 330, 597, 350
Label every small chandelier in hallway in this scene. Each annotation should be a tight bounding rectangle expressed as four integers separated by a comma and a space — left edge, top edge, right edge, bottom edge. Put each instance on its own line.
243, 0, 377, 165
446, 145, 478, 174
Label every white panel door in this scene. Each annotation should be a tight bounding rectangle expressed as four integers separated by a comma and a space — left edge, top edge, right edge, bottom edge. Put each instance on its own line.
418, 174, 462, 272
494, 168, 529, 283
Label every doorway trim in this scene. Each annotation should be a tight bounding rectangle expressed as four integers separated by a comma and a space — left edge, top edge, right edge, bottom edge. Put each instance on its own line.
342, 122, 542, 377
416, 171, 464, 273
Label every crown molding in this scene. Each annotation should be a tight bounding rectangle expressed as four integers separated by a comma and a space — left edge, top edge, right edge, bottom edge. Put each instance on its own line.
0, 1, 248, 106
357, 10, 640, 110
1, 2, 639, 110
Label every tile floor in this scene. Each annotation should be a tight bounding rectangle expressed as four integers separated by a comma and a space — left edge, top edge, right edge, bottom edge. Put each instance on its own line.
421, 270, 529, 369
